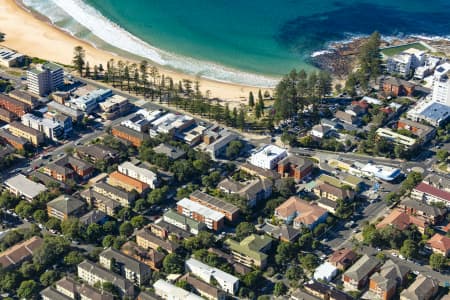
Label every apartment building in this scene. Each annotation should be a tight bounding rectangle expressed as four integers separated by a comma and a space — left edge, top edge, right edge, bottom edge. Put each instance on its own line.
153, 279, 203, 300
43, 155, 94, 182
185, 258, 240, 295
77, 260, 135, 297
21, 113, 64, 141
8, 89, 38, 108
189, 190, 240, 222
112, 125, 150, 147
224, 234, 272, 269
118, 161, 157, 189
248, 144, 287, 170
46, 195, 85, 221
136, 228, 179, 253
0, 236, 43, 269
162, 209, 207, 235
4, 174, 47, 201
27, 62, 64, 96
0, 93, 31, 117
91, 182, 137, 208
99, 248, 152, 286
107, 171, 150, 194
277, 155, 313, 181
177, 198, 225, 231
0, 128, 29, 150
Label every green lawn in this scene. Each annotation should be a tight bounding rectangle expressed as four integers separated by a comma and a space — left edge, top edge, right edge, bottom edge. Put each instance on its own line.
381, 42, 428, 57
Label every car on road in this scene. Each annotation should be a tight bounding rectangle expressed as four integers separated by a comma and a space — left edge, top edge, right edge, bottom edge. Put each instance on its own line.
399, 254, 405, 260
391, 252, 398, 257
413, 270, 420, 275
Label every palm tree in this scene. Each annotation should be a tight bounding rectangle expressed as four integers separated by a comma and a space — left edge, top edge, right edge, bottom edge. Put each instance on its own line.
108, 59, 115, 86
117, 60, 124, 90
124, 62, 131, 93
131, 63, 138, 95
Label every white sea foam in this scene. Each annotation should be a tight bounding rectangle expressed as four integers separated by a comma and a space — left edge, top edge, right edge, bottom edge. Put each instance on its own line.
22, 0, 279, 88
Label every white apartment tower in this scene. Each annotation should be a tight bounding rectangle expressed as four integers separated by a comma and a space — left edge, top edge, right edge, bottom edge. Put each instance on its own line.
431, 63, 450, 107
27, 62, 64, 96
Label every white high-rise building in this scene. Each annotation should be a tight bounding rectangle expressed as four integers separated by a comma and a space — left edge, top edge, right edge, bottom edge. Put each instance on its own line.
27, 62, 64, 96
431, 63, 450, 107
21, 113, 64, 141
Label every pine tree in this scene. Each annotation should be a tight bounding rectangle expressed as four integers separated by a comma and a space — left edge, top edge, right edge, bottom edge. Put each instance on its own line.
258, 97, 265, 116
72, 46, 85, 76
93, 65, 98, 79
258, 89, 263, 102
237, 109, 245, 130
84, 61, 90, 78
248, 91, 255, 108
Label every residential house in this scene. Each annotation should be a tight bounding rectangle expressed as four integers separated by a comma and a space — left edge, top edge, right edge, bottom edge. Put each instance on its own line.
177, 198, 225, 231
153, 279, 203, 300
121, 241, 164, 271
76, 144, 119, 164
343, 255, 381, 290
185, 258, 240, 295
46, 195, 85, 221
277, 155, 314, 181
399, 274, 438, 300
261, 223, 301, 243
274, 196, 328, 230
335, 110, 358, 125
310, 124, 333, 139
0, 236, 43, 269
189, 190, 240, 222
136, 228, 179, 253
382, 77, 415, 97
107, 171, 150, 194
427, 233, 450, 257
217, 177, 273, 207
77, 260, 135, 297
224, 234, 272, 269
153, 143, 186, 160
328, 248, 358, 270
99, 247, 152, 286
369, 260, 409, 300
4, 174, 47, 201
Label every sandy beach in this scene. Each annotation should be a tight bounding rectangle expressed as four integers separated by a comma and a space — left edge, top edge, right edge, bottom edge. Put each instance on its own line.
0, 0, 269, 102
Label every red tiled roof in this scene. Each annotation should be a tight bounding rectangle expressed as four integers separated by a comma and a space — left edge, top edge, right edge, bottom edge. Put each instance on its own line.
427, 234, 450, 253
415, 182, 450, 202
376, 210, 427, 230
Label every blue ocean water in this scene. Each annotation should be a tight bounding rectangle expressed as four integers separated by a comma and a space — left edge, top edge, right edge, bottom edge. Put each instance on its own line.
22, 0, 450, 86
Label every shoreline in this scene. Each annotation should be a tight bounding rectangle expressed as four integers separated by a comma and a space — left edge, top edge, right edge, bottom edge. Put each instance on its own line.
0, 0, 268, 102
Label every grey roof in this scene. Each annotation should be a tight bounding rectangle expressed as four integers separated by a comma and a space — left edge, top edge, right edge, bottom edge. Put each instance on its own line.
43, 62, 63, 72
29, 171, 67, 190
4, 174, 47, 199
303, 281, 354, 300
9, 121, 42, 136
138, 291, 164, 300
136, 228, 179, 252
423, 174, 450, 191
79, 210, 107, 225
94, 182, 134, 201
151, 220, 192, 239
47, 195, 85, 215
190, 190, 240, 215
153, 143, 186, 160
113, 125, 150, 140
0, 129, 28, 145
344, 255, 380, 281
400, 198, 446, 217
272, 224, 301, 242
0, 94, 30, 109
278, 155, 314, 171
206, 131, 238, 152
163, 209, 206, 231
398, 118, 435, 138
48, 101, 84, 119
100, 247, 151, 276
400, 274, 438, 300
317, 198, 338, 210
238, 178, 273, 200
419, 102, 450, 122
77, 144, 118, 161
40, 287, 73, 300
78, 260, 133, 292
370, 260, 409, 291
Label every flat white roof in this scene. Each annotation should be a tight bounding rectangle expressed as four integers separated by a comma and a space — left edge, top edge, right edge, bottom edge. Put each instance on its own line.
177, 198, 224, 221
4, 174, 47, 199
361, 163, 401, 181
313, 262, 337, 280
119, 162, 156, 180
154, 279, 204, 300
251, 144, 286, 160
186, 258, 239, 284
